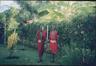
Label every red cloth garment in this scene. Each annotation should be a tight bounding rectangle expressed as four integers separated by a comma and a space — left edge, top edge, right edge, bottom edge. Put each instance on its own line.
37, 30, 47, 57
37, 30, 47, 42
49, 30, 58, 54
42, 30, 47, 42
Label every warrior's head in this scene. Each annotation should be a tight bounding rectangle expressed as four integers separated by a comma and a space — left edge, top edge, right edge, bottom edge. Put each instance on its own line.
42, 26, 44, 31
52, 25, 56, 31
40, 25, 44, 32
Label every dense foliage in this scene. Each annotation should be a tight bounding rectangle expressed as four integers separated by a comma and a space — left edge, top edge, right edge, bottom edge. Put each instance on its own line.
0, 1, 96, 65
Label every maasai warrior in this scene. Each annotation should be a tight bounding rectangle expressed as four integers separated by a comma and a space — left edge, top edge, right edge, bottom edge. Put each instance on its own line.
49, 25, 59, 62
37, 26, 47, 63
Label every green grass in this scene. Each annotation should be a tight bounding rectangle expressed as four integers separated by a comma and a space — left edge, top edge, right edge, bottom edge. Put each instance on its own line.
0, 44, 60, 65
0, 43, 95, 65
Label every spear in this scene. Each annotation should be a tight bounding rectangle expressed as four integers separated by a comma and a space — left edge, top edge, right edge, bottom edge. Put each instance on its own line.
45, 25, 49, 57
47, 25, 48, 41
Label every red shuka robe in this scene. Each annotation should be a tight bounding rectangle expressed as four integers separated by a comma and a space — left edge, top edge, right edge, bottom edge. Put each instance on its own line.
37, 30, 47, 56
49, 30, 58, 54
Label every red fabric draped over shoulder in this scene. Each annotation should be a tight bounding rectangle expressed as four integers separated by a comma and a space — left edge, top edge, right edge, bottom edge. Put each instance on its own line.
37, 30, 47, 56
49, 31, 59, 54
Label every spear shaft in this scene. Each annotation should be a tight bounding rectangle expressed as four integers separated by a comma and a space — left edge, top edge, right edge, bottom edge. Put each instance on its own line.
47, 25, 48, 41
